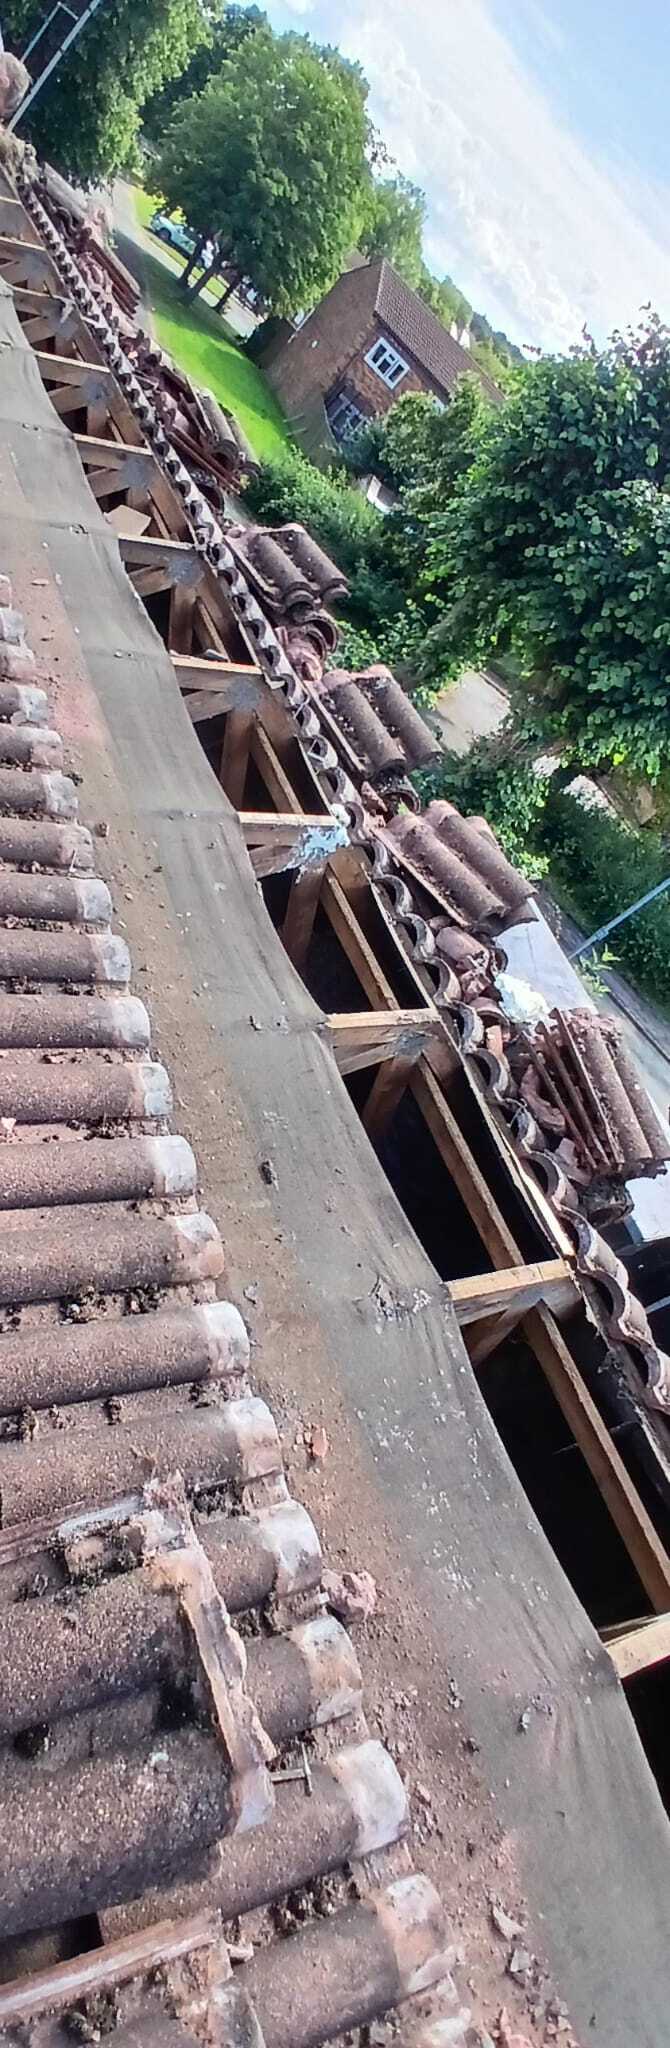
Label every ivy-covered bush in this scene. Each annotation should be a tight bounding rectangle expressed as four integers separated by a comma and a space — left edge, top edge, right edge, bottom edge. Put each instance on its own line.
537, 790, 670, 1005
414, 725, 552, 877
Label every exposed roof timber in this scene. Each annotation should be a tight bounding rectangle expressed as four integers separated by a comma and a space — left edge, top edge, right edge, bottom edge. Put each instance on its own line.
15, 159, 670, 1621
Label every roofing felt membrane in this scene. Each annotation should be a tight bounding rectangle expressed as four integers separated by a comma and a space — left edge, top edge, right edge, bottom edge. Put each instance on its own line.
0, 257, 669, 2042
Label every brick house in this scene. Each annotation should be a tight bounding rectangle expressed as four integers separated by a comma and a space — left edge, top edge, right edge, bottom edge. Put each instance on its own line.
260, 258, 501, 442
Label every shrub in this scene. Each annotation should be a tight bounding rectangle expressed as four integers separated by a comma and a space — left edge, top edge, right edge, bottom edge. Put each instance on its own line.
415, 725, 551, 876
244, 449, 380, 584
537, 790, 670, 1004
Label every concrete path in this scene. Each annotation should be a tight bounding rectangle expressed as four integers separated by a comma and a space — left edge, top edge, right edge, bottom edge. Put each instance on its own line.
431, 665, 508, 754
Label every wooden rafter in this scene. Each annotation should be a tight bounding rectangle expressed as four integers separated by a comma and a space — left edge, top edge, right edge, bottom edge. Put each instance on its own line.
9, 221, 667, 1619
603, 1613, 670, 1681
450, 1259, 574, 1325
0, 234, 59, 289
0, 198, 40, 246
326, 1006, 439, 1075
174, 654, 264, 718
243, 812, 347, 880
119, 534, 203, 593
10, 284, 91, 354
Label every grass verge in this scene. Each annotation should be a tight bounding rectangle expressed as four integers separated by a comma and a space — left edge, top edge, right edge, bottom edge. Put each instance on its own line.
131, 192, 291, 463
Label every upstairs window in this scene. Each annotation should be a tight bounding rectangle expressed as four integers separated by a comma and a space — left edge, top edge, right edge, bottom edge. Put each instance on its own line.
365, 336, 409, 389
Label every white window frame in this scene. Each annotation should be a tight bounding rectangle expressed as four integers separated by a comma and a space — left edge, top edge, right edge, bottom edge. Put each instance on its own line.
365, 335, 409, 390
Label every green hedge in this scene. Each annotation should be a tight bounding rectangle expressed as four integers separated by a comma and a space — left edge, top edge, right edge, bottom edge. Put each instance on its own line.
243, 448, 379, 584
416, 735, 670, 1008
415, 731, 551, 876
537, 790, 670, 1005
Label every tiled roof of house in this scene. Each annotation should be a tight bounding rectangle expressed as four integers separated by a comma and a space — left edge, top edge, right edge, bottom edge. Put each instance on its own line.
374, 261, 503, 405
0, 580, 460, 2040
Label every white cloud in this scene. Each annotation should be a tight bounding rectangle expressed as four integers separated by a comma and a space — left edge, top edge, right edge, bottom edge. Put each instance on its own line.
321, 0, 670, 351
514, 0, 566, 58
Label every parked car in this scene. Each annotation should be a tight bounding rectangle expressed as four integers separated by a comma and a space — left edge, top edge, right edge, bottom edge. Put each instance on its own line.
149, 211, 196, 256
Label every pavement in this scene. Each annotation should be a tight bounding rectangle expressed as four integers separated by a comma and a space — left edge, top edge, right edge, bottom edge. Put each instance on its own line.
431, 666, 508, 754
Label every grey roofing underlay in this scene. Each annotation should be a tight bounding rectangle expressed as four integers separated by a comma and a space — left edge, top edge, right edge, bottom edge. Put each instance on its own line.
1, 271, 670, 2043
0, 281, 463, 2033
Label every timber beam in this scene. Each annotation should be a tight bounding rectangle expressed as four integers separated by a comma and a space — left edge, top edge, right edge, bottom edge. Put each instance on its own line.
326, 1006, 441, 1076
409, 1062, 670, 1611
0, 235, 60, 290
603, 1613, 670, 1681
0, 197, 40, 245
450, 1258, 575, 1325
119, 534, 204, 593
243, 812, 348, 880
9, 285, 93, 355
77, 439, 189, 539
75, 433, 158, 493
174, 654, 265, 718
34, 349, 113, 428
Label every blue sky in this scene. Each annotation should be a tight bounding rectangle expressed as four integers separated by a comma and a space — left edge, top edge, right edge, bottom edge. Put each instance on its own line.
260, 0, 670, 352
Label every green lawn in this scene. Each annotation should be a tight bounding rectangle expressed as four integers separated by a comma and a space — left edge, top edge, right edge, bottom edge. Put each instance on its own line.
131, 191, 291, 464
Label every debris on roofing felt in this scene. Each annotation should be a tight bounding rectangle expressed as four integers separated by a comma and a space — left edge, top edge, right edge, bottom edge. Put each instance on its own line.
0, 1878, 458, 2048
0, 556, 468, 2044
495, 970, 552, 1030
125, 332, 259, 498
37, 161, 140, 321
227, 520, 346, 660
510, 1009, 670, 1187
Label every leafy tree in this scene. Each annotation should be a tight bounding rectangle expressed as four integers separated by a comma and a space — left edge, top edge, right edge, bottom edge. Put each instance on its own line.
470, 309, 524, 368
154, 28, 370, 315
2, 0, 206, 183
418, 315, 670, 776
345, 383, 492, 501
416, 268, 472, 335
470, 335, 513, 389
142, 2, 265, 142
343, 392, 442, 489
357, 175, 426, 286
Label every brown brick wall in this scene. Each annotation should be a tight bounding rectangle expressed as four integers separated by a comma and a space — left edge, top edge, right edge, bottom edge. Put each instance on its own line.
263, 267, 445, 420
263, 268, 380, 416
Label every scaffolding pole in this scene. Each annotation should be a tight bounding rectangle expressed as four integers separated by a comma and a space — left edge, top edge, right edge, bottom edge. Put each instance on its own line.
8, 0, 110, 130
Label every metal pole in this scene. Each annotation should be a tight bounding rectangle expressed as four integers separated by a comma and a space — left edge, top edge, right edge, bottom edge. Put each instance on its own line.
22, 3, 76, 65
8, 0, 109, 130
568, 872, 670, 960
